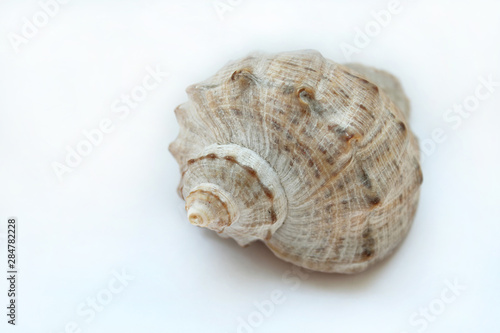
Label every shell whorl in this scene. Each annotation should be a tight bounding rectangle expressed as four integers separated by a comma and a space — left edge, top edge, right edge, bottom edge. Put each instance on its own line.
181, 144, 287, 246
169, 50, 422, 273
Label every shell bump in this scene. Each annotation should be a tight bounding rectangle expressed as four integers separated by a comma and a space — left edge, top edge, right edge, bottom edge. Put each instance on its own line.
169, 50, 422, 273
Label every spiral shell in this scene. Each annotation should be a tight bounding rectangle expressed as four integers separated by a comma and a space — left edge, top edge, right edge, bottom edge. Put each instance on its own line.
169, 50, 422, 273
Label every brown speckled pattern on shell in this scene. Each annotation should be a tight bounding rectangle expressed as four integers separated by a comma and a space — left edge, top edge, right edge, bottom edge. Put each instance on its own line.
169, 50, 422, 274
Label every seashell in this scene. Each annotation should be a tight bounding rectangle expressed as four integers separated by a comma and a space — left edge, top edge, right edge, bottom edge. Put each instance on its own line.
169, 50, 422, 274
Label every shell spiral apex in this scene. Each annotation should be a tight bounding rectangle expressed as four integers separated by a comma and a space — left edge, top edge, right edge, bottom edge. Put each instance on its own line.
169, 50, 422, 274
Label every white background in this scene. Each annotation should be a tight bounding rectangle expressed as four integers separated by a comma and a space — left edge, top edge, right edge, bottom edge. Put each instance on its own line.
1, 1, 499, 332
